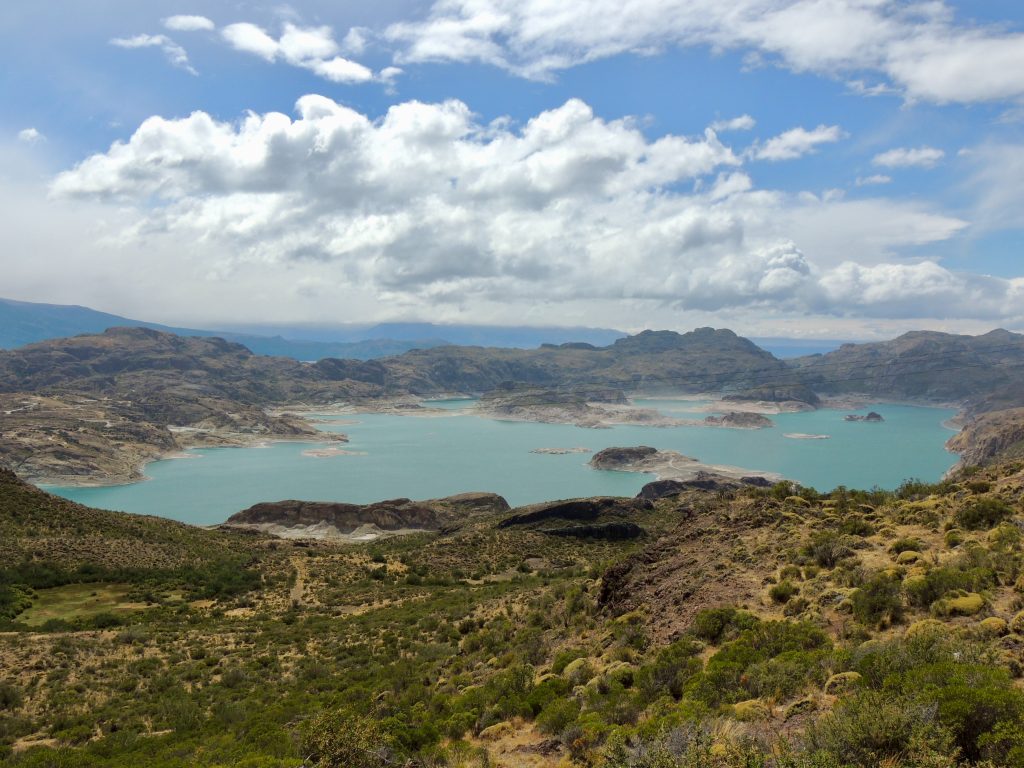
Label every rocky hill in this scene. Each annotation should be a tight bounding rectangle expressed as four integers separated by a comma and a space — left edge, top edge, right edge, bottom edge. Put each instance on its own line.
789, 328, 1024, 407
225, 492, 510, 539
6, 325, 1024, 484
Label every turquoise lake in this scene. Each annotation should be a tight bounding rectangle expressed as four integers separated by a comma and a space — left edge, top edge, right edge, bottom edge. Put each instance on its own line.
46, 400, 959, 526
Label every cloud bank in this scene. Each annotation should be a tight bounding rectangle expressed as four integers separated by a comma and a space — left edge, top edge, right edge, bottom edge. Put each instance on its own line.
45, 95, 1022, 326
385, 0, 1024, 104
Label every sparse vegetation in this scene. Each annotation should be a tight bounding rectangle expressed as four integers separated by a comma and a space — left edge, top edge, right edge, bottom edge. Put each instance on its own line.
2, 461, 1024, 766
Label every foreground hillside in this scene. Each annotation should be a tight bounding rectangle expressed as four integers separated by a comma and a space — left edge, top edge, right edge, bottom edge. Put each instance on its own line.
3, 463, 1024, 766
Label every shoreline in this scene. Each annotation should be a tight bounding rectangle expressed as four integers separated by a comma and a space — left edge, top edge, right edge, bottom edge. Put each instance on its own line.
30, 393, 967, 490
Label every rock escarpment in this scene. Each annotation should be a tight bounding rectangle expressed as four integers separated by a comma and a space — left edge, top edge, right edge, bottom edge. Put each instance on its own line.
947, 408, 1024, 467
225, 492, 510, 540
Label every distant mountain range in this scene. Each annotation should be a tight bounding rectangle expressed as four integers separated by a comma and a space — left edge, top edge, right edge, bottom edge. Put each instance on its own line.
0, 297, 627, 358
0, 297, 851, 359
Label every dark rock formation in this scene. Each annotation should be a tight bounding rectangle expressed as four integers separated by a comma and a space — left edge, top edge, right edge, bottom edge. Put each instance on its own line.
589, 446, 659, 470
227, 492, 509, 534
498, 497, 652, 528
740, 476, 774, 488
637, 474, 740, 499
723, 384, 820, 407
844, 412, 884, 422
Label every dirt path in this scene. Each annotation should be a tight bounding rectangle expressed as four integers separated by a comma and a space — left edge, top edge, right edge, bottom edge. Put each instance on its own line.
289, 556, 307, 606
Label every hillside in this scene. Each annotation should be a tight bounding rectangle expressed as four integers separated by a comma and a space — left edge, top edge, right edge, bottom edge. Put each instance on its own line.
790, 329, 1024, 407
0, 326, 801, 483
5, 325, 1024, 484
2, 458, 1024, 765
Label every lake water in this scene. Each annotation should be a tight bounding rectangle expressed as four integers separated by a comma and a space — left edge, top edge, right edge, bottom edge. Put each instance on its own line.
46, 401, 959, 526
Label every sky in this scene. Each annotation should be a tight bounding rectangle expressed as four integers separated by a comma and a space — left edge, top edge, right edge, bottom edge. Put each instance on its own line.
2, 0, 1023, 339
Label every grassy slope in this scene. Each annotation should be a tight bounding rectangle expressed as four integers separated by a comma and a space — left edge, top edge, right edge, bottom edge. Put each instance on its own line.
1, 465, 1024, 766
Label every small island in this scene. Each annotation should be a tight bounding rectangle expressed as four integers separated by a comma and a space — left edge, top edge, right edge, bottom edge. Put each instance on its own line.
844, 411, 885, 422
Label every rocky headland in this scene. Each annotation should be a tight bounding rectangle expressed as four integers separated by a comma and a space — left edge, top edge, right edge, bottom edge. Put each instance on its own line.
588, 445, 780, 485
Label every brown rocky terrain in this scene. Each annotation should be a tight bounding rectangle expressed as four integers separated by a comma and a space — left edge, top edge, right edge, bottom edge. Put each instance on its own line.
224, 492, 510, 539
947, 408, 1024, 468
789, 328, 1024, 405
5, 324, 1024, 485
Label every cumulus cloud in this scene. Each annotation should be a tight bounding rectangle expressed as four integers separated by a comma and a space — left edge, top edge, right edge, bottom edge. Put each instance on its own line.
110, 33, 196, 75
17, 128, 43, 144
856, 174, 891, 186
45, 95, 1004, 324
753, 124, 843, 161
872, 146, 945, 168
385, 0, 1024, 104
222, 21, 374, 83
163, 15, 215, 32
819, 261, 1024, 320
711, 115, 756, 132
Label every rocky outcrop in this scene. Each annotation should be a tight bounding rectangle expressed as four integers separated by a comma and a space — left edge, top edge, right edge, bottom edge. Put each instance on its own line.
498, 497, 652, 529
589, 446, 659, 470
636, 473, 776, 500
589, 446, 781, 486
723, 385, 820, 408
844, 412, 884, 422
704, 412, 774, 429
947, 408, 1024, 467
225, 492, 510, 538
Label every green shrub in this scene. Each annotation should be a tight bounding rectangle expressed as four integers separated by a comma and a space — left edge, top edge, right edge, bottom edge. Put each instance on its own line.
0, 681, 21, 711
889, 537, 922, 555
536, 698, 580, 736
302, 709, 400, 768
804, 532, 853, 568
770, 581, 799, 604
805, 690, 952, 767
850, 573, 902, 627
955, 498, 1013, 531
689, 607, 758, 644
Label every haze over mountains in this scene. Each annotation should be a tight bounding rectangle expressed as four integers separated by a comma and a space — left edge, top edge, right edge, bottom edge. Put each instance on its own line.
0, 297, 625, 359
0, 296, 849, 359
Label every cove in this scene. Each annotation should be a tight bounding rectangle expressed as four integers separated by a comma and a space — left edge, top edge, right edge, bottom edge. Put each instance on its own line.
45, 401, 959, 526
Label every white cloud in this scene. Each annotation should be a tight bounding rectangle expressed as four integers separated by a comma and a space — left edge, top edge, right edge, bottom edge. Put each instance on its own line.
110, 33, 196, 75
17, 128, 43, 144
753, 124, 843, 161
163, 15, 215, 32
221, 21, 374, 83
222, 22, 280, 61
385, 0, 1024, 104
342, 27, 370, 55
873, 146, 945, 168
711, 115, 756, 132
819, 261, 1024, 320
856, 174, 891, 186
44, 95, 1002, 326
961, 143, 1024, 232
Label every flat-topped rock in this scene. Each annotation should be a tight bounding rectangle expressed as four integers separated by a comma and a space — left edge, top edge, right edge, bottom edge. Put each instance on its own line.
589, 446, 660, 469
